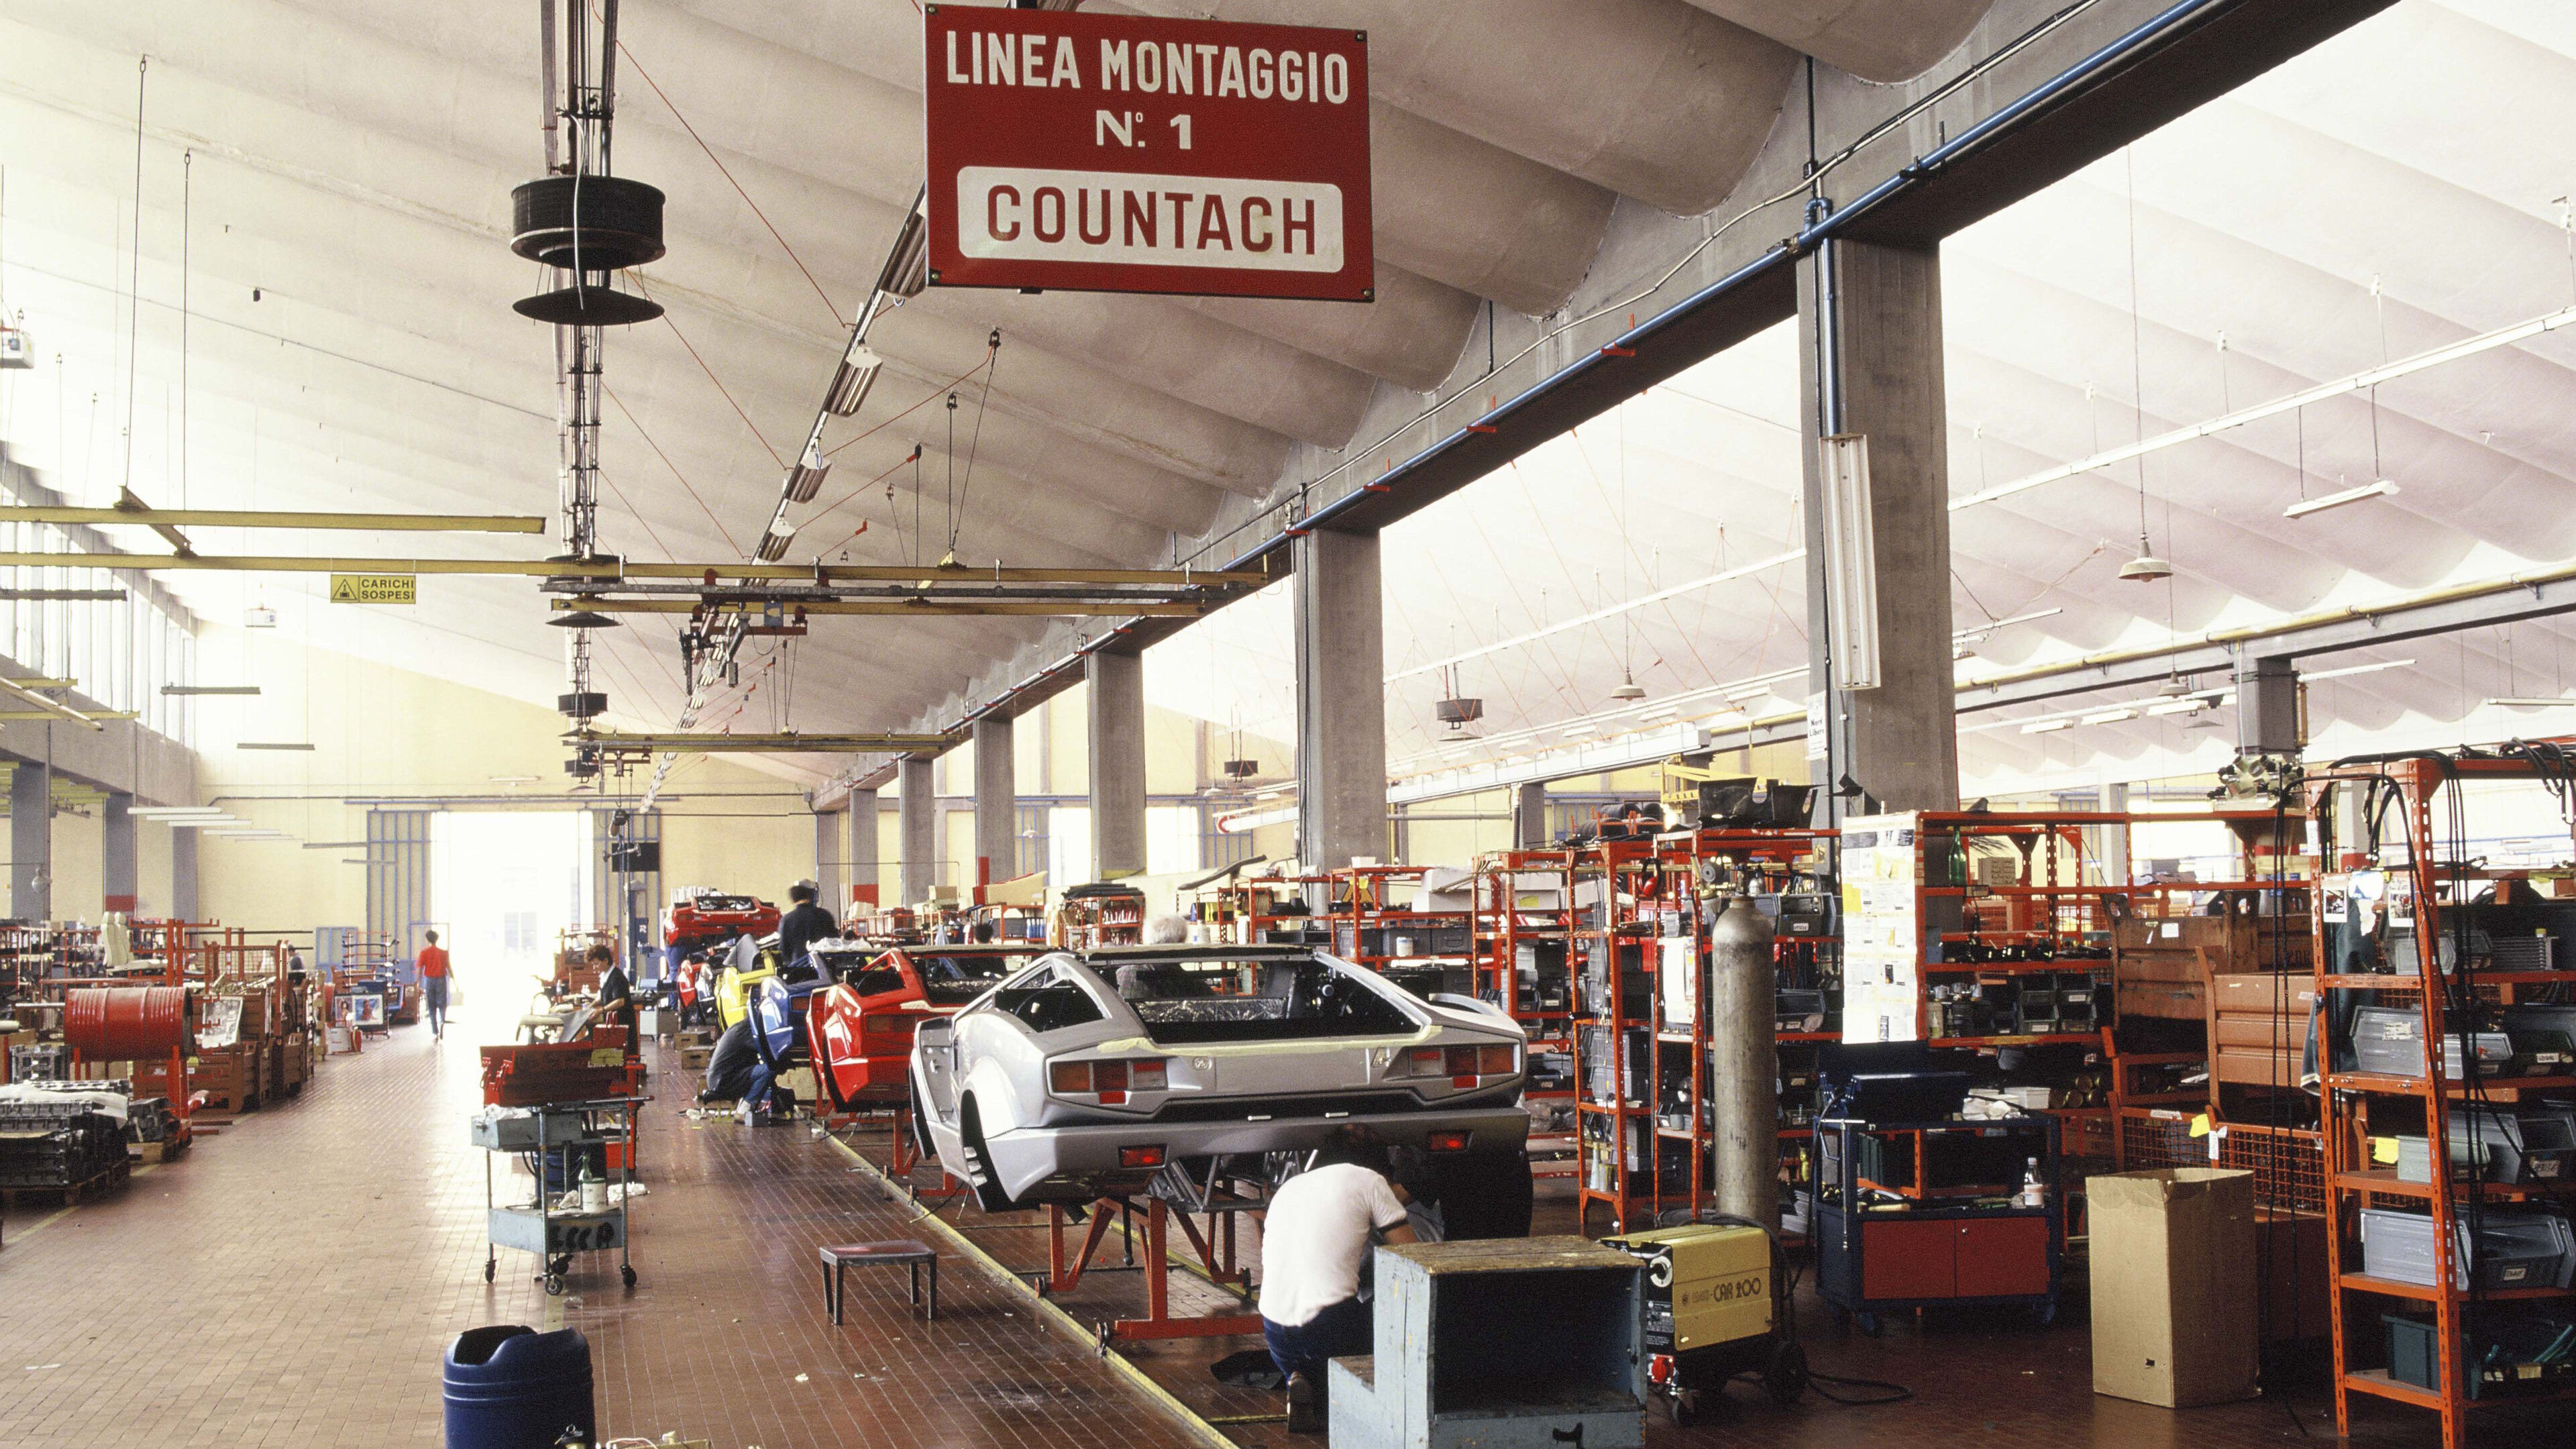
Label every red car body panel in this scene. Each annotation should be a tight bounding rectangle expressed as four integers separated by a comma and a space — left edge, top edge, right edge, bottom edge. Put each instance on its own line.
812, 946, 1042, 1110
665, 894, 780, 949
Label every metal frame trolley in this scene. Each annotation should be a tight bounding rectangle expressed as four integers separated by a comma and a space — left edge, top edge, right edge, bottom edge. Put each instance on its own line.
472, 1096, 641, 1295
1811, 1114, 2063, 1335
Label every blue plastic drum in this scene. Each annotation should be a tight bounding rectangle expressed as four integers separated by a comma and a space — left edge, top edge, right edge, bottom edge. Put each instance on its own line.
443, 1324, 594, 1449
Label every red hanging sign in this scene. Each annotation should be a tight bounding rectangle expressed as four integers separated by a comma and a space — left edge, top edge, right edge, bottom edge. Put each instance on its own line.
922, 6, 1374, 302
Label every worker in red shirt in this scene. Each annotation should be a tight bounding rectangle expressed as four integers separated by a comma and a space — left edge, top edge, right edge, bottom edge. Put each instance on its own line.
419, 930, 451, 1040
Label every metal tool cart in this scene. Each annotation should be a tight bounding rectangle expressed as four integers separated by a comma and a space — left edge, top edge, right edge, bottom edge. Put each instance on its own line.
1811, 1114, 2063, 1335
472, 1096, 641, 1295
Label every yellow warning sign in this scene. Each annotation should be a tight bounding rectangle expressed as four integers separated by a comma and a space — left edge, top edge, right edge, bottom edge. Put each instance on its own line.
327, 574, 416, 605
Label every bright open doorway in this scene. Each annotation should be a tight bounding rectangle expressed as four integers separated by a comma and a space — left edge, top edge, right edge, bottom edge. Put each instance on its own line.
429, 811, 592, 1038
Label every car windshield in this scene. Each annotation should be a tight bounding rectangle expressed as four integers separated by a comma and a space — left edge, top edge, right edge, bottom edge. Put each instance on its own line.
914, 952, 1029, 1004
1083, 955, 1418, 1044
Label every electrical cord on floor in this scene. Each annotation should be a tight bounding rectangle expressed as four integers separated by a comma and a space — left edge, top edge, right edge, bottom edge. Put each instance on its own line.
1750, 1368, 1916, 1406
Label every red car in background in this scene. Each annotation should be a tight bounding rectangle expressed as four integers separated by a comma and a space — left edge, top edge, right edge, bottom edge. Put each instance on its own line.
665, 890, 780, 956
810, 944, 1047, 1111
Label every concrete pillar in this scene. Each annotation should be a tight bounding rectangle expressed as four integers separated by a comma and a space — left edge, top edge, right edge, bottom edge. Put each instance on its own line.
1087, 645, 1147, 881
1797, 235, 1958, 820
846, 786, 880, 906
10, 759, 49, 922
2100, 780, 2131, 890
171, 822, 199, 921
972, 716, 1016, 889
1293, 526, 1387, 869
103, 791, 137, 914
1514, 782, 1549, 848
899, 756, 936, 907
2236, 654, 2299, 757
814, 810, 842, 911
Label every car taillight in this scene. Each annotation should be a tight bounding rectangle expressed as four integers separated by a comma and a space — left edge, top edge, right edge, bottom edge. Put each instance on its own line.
1426, 1130, 1471, 1153
1120, 1145, 1167, 1169
862, 1015, 914, 1033
1048, 1057, 1169, 1104
1393, 1042, 1518, 1084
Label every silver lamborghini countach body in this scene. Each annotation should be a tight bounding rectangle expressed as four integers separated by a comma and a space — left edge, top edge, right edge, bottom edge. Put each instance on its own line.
910, 945, 1530, 1213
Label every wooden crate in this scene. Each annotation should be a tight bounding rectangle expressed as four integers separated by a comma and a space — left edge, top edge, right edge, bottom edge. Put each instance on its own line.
2208, 973, 2316, 1088
2112, 916, 2244, 1020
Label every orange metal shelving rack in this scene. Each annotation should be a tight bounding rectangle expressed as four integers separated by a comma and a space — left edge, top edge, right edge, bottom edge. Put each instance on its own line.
2307, 752, 2576, 1448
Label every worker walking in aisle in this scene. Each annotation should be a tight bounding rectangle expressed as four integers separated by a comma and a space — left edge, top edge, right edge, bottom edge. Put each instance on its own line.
1261, 1126, 1417, 1434
419, 930, 451, 1041
776, 878, 836, 970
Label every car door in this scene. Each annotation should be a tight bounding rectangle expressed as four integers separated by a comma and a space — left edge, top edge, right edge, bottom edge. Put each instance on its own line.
915, 959, 1053, 1124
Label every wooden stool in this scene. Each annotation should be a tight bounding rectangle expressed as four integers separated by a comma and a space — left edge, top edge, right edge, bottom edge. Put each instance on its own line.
819, 1240, 938, 1324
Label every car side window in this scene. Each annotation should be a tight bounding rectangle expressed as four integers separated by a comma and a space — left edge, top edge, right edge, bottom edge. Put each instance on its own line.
993, 968, 1106, 1034
854, 966, 906, 996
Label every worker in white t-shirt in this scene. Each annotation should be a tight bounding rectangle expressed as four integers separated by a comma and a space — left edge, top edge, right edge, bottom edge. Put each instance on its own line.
1260, 1127, 1417, 1434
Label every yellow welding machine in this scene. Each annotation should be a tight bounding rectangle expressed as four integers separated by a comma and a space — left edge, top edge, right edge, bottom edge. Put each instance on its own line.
1603, 1221, 1774, 1352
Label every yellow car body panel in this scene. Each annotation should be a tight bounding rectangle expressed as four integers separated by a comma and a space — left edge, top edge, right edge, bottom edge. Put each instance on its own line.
714, 963, 777, 1032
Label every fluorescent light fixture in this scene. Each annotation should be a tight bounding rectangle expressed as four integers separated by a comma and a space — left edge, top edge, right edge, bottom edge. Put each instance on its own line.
2145, 698, 2208, 717
2081, 709, 2140, 725
755, 513, 796, 562
825, 343, 887, 417
1637, 708, 1678, 726
160, 684, 261, 696
488, 774, 542, 784
1725, 684, 1774, 702
783, 440, 831, 503
2021, 719, 2073, 735
1955, 301, 2576, 513
235, 742, 317, 751
129, 805, 229, 818
2304, 658, 2414, 682
1558, 724, 1599, 741
203, 829, 290, 840
2484, 697, 2576, 709
299, 841, 368, 850
2285, 479, 2399, 521
1817, 433, 1882, 690
1953, 606, 2063, 639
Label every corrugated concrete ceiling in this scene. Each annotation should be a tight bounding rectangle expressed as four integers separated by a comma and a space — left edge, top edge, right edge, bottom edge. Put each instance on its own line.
0, 1, 2554, 801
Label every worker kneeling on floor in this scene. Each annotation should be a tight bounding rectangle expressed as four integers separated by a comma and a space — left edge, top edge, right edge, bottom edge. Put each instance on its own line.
1261, 1126, 1418, 1435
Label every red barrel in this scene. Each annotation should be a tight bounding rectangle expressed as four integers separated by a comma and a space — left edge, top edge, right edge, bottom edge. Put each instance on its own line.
64, 987, 189, 1058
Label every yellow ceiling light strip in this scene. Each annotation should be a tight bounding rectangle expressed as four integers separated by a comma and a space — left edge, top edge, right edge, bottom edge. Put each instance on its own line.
0, 675, 101, 730
561, 598, 1208, 618
573, 731, 950, 753
0, 505, 549, 534
0, 553, 1263, 588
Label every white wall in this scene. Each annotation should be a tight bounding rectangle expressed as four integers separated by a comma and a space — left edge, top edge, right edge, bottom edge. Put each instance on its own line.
190, 625, 817, 933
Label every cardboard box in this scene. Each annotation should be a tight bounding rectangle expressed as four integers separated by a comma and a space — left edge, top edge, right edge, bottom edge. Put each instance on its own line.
2090, 1168, 2259, 1408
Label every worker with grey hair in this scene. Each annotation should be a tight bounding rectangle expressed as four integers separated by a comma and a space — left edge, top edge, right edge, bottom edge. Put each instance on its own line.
1142, 913, 1191, 944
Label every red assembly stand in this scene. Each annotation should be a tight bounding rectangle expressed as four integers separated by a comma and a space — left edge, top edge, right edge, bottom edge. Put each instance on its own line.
1035, 1191, 1263, 1348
